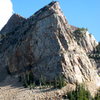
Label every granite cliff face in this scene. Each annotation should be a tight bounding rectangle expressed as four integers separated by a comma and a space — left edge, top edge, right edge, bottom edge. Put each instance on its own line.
88, 42, 100, 75
72, 28, 98, 53
0, 1, 100, 91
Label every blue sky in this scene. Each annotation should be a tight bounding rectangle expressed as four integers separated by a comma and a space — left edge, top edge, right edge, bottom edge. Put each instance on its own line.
11, 0, 100, 41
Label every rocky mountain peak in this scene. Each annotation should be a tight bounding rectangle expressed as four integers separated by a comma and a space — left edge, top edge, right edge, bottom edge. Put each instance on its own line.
0, 1, 100, 95
27, 1, 69, 27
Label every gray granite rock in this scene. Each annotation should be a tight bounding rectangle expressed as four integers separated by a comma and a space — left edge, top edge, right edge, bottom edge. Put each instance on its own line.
0, 1, 100, 90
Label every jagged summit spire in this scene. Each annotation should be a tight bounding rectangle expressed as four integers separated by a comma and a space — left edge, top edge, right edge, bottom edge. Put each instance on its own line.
48, 1, 58, 6
28, 1, 67, 25
30, 1, 60, 17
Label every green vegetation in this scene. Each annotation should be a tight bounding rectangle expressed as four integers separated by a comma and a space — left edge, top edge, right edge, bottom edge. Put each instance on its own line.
63, 84, 100, 100
74, 27, 88, 35
94, 89, 100, 100
73, 27, 88, 45
67, 84, 92, 100
20, 72, 66, 89
20, 72, 100, 99
22, 71, 35, 89
53, 75, 67, 89
39, 75, 47, 89
19, 71, 66, 89
76, 27, 88, 32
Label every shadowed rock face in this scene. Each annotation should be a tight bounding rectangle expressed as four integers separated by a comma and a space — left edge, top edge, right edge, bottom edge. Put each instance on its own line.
0, 14, 26, 35
0, 1, 100, 89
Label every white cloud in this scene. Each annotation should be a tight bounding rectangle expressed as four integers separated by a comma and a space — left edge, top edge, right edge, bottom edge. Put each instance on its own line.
0, 0, 13, 30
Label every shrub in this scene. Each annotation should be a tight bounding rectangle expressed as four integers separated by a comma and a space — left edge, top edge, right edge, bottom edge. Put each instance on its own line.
39, 75, 46, 86
22, 71, 35, 89
39, 74, 66, 89
63, 84, 100, 100
28, 82, 36, 89
53, 74, 67, 89
74, 28, 88, 35
76, 28, 88, 32
67, 84, 92, 100
21, 72, 67, 89
94, 89, 100, 100
39, 75, 47, 89
73, 27, 88, 45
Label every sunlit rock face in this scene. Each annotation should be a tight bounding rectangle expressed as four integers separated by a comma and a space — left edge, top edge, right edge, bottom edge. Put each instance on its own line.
0, 1, 100, 92
88, 42, 100, 75
72, 29, 98, 53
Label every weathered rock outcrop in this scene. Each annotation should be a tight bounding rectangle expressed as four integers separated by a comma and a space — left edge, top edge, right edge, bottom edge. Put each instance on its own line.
72, 28, 98, 53
0, 14, 26, 35
0, 1, 100, 91
88, 42, 100, 75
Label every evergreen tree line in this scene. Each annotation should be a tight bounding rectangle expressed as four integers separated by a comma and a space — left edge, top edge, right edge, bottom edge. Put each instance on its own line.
19, 71, 66, 89
19, 71, 100, 100
63, 84, 100, 100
